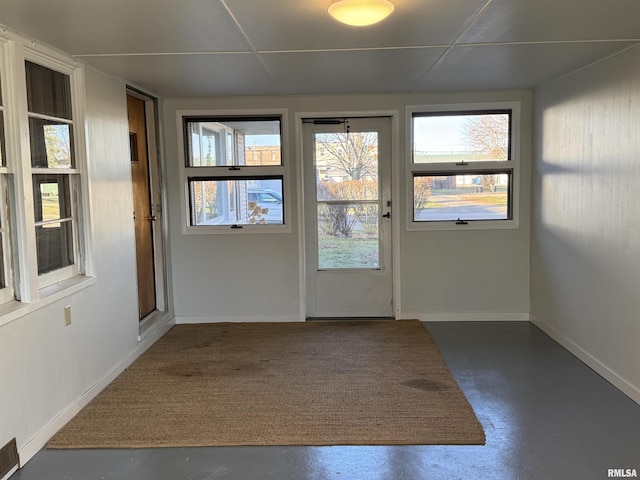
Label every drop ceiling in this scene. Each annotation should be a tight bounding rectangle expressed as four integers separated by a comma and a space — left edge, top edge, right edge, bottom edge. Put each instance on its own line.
1, 0, 639, 98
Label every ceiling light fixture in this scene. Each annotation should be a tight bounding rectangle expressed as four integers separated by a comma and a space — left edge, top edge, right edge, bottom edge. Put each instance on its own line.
328, 0, 395, 27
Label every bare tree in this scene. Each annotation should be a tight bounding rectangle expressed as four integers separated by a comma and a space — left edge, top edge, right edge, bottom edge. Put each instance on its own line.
316, 131, 377, 181
462, 114, 509, 160
315, 131, 379, 237
44, 125, 72, 168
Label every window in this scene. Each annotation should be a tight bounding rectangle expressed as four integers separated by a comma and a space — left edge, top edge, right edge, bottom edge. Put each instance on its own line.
408, 103, 519, 229
180, 113, 288, 231
26, 60, 81, 284
0, 32, 92, 312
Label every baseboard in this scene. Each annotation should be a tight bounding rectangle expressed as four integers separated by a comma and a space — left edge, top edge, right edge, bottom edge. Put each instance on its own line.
175, 314, 302, 324
531, 315, 640, 406
138, 310, 175, 342
399, 312, 530, 322
17, 315, 174, 467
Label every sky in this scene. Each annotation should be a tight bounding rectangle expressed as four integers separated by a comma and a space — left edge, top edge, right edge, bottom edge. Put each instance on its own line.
244, 116, 473, 152
412, 116, 470, 153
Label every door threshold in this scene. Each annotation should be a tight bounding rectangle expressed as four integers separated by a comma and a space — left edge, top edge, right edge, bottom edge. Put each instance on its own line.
306, 317, 396, 322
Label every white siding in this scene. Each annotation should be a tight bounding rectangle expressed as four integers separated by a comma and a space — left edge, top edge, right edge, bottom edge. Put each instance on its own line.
531, 45, 640, 401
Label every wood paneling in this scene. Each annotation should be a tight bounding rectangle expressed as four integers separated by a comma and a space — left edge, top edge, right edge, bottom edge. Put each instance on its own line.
532, 45, 640, 395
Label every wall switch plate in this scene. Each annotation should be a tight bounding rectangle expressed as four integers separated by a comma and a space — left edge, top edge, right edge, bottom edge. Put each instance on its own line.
64, 305, 72, 326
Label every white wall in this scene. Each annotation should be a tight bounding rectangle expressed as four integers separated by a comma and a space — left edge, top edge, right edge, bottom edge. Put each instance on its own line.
0, 67, 170, 466
531, 45, 640, 402
163, 91, 532, 323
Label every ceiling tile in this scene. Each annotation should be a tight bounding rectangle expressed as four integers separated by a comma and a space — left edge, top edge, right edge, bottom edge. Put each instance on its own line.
0, 0, 251, 55
82, 54, 275, 97
1, 0, 638, 97
460, 0, 640, 44
259, 47, 446, 95
225, 0, 488, 51
417, 42, 638, 91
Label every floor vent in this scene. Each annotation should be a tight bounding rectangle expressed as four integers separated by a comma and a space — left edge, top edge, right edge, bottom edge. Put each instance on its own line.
0, 438, 19, 478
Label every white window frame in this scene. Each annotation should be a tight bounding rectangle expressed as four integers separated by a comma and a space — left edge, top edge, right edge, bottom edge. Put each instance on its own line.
0, 30, 94, 309
406, 101, 521, 231
0, 45, 14, 304
24, 56, 81, 288
177, 109, 291, 234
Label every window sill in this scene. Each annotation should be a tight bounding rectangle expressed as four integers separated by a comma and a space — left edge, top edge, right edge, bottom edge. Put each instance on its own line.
182, 223, 292, 235
0, 275, 97, 328
406, 218, 519, 232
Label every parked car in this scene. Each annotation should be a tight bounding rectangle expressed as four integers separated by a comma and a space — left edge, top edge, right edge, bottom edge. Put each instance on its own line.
472, 175, 496, 192
247, 188, 284, 224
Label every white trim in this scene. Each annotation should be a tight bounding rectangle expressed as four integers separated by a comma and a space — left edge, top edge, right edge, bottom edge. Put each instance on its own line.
6, 40, 39, 302
405, 101, 521, 232
142, 94, 167, 313
175, 108, 292, 235
390, 110, 402, 318
531, 315, 640, 406
294, 109, 401, 320
25, 56, 91, 290
0, 176, 14, 305
0, 37, 95, 300
16, 314, 174, 468
138, 310, 173, 342
0, 275, 96, 327
399, 311, 530, 322
175, 314, 302, 324
295, 114, 308, 322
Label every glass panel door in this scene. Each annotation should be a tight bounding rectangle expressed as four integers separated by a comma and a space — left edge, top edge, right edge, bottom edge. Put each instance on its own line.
315, 129, 380, 269
303, 117, 392, 318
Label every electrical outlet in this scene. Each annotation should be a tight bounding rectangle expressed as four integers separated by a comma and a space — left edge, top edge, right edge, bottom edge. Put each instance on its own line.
64, 305, 72, 326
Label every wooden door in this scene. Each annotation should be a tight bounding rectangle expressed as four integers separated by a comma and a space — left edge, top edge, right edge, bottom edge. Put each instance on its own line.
128, 94, 156, 320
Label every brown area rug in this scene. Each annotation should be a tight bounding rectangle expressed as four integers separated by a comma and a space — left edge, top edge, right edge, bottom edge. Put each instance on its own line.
48, 320, 485, 448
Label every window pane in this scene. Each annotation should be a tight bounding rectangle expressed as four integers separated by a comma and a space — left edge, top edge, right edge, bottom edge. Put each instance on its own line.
413, 111, 510, 163
33, 175, 72, 223
315, 131, 379, 201
29, 118, 74, 168
186, 117, 282, 167
413, 173, 511, 221
25, 61, 72, 119
189, 178, 284, 226
36, 221, 74, 275
317, 203, 379, 269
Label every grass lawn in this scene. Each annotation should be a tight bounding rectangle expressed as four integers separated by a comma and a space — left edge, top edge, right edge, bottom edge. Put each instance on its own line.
41, 197, 61, 221
457, 193, 508, 206
318, 234, 379, 269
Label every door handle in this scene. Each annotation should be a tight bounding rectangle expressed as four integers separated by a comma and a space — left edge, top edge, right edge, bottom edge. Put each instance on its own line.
148, 215, 158, 222
382, 212, 391, 218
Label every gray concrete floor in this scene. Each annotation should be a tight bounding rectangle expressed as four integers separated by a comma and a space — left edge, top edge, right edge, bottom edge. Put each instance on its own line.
12, 322, 640, 480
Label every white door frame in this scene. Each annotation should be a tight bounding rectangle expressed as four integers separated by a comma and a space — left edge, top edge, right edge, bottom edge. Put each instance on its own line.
295, 110, 401, 320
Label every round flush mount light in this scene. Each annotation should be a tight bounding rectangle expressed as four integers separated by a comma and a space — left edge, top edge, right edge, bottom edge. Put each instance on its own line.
328, 0, 395, 27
